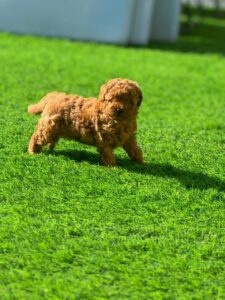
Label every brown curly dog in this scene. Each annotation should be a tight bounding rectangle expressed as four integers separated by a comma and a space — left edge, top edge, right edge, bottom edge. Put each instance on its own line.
28, 78, 144, 166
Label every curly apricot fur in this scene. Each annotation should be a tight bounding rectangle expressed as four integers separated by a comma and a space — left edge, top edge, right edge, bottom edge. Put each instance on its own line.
28, 78, 144, 166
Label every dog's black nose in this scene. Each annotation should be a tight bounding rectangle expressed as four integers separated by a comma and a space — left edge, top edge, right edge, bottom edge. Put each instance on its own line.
137, 93, 143, 107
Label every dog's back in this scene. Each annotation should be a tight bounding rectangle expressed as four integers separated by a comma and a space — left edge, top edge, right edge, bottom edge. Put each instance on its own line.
27, 92, 65, 115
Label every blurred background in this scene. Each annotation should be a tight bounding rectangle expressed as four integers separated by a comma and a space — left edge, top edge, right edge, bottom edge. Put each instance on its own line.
0, 0, 224, 48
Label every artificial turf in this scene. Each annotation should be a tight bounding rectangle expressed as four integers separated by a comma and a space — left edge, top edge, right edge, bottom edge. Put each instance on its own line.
0, 12, 225, 300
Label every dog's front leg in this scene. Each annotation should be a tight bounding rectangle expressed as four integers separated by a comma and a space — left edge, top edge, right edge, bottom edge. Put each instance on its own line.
123, 136, 145, 164
98, 147, 116, 167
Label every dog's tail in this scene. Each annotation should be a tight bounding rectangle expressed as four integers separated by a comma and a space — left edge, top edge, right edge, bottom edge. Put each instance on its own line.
27, 92, 56, 115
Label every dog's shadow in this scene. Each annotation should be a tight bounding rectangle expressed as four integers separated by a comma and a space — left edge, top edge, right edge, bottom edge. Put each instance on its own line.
54, 149, 225, 192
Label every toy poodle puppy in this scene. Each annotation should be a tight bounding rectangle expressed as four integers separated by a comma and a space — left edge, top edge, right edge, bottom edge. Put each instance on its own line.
28, 78, 144, 167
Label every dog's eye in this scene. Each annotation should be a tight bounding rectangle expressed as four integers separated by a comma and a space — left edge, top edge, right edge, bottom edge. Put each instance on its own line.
115, 108, 124, 115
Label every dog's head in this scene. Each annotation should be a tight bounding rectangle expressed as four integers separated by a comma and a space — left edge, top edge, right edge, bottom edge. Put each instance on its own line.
98, 78, 143, 120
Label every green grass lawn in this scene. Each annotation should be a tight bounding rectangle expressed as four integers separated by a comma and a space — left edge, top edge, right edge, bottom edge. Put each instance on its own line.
0, 13, 225, 300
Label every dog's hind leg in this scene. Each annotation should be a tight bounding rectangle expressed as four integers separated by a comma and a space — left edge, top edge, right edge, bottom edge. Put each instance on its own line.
123, 136, 145, 164
48, 141, 57, 152
28, 132, 43, 153
97, 147, 116, 167
28, 116, 59, 154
